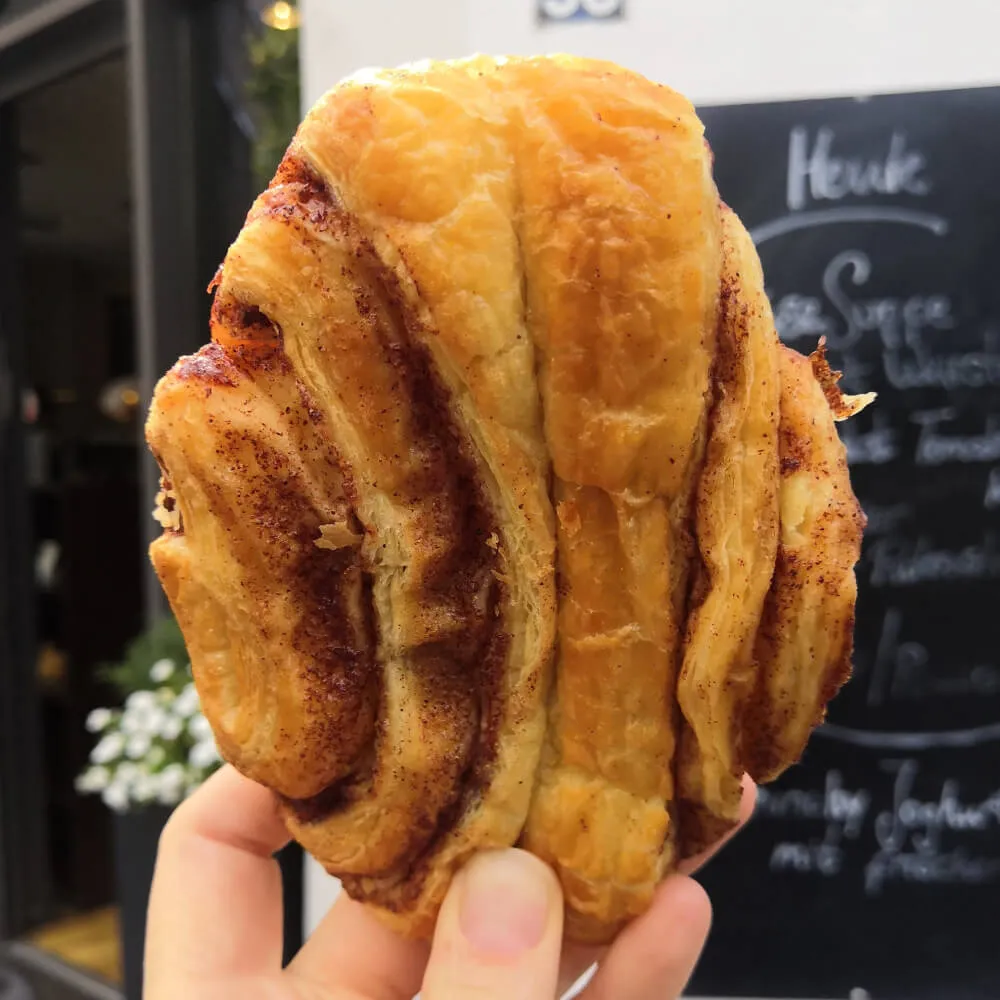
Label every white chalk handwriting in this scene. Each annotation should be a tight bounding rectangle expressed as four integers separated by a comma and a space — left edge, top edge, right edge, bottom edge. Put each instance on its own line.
912, 409, 1000, 465
986, 468, 1000, 510
875, 759, 1000, 853
786, 127, 931, 212
842, 414, 900, 465
866, 533, 1000, 587
763, 761, 1000, 895
757, 769, 870, 837
861, 607, 1000, 706
769, 250, 1000, 390
883, 339, 1000, 390
822, 249, 954, 352
865, 848, 1000, 894
771, 249, 956, 354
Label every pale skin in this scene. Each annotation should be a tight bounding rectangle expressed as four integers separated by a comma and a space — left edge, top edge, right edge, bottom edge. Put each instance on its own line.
145, 766, 756, 1000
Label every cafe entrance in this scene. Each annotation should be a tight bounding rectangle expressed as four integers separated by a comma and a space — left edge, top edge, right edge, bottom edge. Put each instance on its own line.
0, 1, 267, 994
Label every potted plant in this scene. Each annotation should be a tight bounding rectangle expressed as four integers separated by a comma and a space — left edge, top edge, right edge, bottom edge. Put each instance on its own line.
75, 616, 221, 998
76, 618, 304, 997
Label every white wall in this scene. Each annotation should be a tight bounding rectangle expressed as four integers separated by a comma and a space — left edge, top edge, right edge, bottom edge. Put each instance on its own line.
302, 0, 1000, 109
297, 0, 1000, 949
300, 0, 468, 113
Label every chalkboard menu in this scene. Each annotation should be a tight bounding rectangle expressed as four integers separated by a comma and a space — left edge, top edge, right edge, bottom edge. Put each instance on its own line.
689, 88, 1000, 1000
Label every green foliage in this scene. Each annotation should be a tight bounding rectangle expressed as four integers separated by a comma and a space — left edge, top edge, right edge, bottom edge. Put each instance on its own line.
100, 615, 190, 699
246, 24, 302, 190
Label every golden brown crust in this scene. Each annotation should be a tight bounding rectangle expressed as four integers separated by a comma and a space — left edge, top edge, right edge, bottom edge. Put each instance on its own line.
150, 343, 378, 801
510, 59, 722, 944
739, 346, 866, 783
145, 55, 867, 944
674, 207, 781, 858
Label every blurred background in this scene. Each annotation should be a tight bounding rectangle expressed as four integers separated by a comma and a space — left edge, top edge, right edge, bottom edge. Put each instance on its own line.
0, 2, 997, 999
0, 2, 300, 997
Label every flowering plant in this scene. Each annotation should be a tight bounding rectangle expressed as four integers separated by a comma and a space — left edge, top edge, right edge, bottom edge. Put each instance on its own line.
75, 617, 221, 813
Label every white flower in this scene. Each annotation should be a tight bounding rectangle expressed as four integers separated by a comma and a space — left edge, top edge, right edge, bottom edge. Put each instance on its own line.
157, 764, 187, 805
146, 707, 168, 735
85, 708, 113, 733
132, 772, 159, 803
91, 732, 124, 765
160, 762, 185, 782
147, 745, 167, 768
122, 700, 166, 738
159, 715, 184, 741
126, 690, 157, 713
150, 658, 175, 682
189, 740, 221, 770
156, 687, 176, 707
75, 766, 111, 793
188, 714, 213, 742
174, 683, 201, 718
126, 733, 151, 760
120, 712, 141, 736
116, 761, 139, 786
102, 781, 130, 813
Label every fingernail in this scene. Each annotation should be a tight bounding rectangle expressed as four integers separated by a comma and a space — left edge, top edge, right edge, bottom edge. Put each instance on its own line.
458, 849, 551, 957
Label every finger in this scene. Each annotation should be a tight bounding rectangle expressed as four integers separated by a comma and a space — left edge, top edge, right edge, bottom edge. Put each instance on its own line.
678, 773, 757, 875
289, 889, 429, 1000
421, 849, 563, 1000
145, 766, 290, 997
579, 875, 712, 1000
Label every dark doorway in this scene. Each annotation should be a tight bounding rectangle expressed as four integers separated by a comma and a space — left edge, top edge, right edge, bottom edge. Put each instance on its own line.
0, 3, 301, 995
14, 52, 140, 984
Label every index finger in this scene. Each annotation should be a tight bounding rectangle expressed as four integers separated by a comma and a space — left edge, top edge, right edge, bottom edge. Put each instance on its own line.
144, 765, 290, 999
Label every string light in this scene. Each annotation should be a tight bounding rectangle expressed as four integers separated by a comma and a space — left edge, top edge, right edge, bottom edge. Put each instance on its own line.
260, 0, 300, 30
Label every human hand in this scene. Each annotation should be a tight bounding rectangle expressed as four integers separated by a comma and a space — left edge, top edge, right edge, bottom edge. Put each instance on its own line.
145, 766, 755, 1000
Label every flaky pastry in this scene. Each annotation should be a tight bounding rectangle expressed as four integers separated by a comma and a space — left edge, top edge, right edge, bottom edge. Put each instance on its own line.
146, 55, 869, 944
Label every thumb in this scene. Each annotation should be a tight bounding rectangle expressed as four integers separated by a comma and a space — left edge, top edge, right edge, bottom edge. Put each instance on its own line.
421, 848, 564, 999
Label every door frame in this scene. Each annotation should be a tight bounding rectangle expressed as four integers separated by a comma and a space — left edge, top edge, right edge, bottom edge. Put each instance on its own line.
0, 95, 50, 943
0, 0, 124, 104
0, 0, 128, 943
125, 0, 204, 626
0, 0, 199, 941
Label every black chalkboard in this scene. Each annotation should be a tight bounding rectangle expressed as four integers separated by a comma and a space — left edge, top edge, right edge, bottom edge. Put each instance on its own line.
689, 87, 1000, 1000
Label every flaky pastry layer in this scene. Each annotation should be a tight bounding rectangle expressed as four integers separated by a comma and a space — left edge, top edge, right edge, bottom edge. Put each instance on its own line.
146, 55, 868, 944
